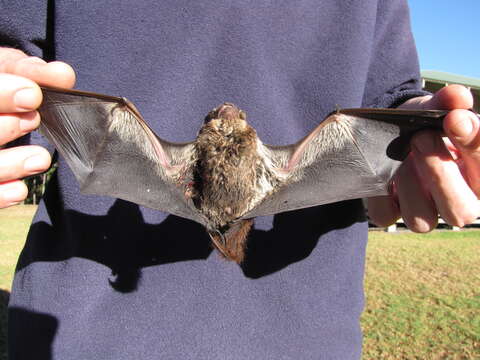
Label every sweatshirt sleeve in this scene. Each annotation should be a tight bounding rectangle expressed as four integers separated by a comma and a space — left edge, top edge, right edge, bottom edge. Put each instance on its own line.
0, 2, 52, 148
362, 0, 429, 108
0, 2, 51, 58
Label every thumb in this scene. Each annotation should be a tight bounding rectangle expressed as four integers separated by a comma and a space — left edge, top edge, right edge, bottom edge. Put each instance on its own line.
401, 84, 473, 111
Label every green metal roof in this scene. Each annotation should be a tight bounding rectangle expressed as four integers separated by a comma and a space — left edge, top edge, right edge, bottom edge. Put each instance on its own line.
421, 70, 480, 90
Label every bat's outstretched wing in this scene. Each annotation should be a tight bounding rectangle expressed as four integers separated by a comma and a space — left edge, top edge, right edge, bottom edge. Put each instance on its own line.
246, 108, 447, 218
38, 86, 203, 224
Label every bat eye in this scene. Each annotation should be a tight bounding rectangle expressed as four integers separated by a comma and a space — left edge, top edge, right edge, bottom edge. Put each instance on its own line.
204, 111, 215, 123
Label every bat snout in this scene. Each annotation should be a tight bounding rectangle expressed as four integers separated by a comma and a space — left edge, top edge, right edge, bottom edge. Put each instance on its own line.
217, 103, 240, 120
205, 103, 245, 123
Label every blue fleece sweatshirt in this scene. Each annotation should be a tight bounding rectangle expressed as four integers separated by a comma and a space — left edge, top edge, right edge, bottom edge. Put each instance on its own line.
1, 1, 425, 359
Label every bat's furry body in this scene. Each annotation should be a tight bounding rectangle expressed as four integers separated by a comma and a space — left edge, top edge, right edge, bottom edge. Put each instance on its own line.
38, 86, 448, 263
192, 104, 286, 262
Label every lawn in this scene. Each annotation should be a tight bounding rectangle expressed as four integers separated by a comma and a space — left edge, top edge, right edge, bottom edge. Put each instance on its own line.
363, 230, 480, 359
0, 205, 37, 360
0, 205, 479, 359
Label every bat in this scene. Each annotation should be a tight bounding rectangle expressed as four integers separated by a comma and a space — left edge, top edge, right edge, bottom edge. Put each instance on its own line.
37, 86, 448, 263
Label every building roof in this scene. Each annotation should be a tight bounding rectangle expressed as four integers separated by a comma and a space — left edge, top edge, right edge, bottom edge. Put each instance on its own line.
421, 70, 480, 90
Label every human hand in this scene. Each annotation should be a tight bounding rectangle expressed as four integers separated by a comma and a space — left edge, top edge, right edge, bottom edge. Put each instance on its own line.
0, 47, 75, 208
368, 84, 480, 231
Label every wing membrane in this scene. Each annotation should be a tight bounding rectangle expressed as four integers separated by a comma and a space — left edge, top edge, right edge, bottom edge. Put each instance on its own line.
245, 108, 446, 217
38, 86, 203, 224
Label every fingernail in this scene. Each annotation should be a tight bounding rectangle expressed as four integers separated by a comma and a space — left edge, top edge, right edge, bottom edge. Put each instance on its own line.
14, 88, 38, 111
2, 182, 25, 203
24, 154, 48, 172
450, 116, 474, 139
19, 113, 39, 132
19, 118, 36, 132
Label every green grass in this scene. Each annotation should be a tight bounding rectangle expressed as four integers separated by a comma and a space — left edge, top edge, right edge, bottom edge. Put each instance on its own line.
0, 205, 37, 360
0, 206, 479, 359
363, 231, 480, 359
0, 205, 36, 291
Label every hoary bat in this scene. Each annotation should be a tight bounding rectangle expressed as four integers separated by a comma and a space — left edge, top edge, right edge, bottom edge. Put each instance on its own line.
37, 86, 448, 263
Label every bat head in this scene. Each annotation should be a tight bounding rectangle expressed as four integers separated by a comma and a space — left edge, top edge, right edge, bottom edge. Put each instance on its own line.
204, 103, 248, 135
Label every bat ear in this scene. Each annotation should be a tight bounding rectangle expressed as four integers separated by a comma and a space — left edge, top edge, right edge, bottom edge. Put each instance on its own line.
239, 110, 246, 120
204, 110, 216, 123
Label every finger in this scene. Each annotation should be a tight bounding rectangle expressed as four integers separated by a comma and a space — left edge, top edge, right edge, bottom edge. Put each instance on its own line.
424, 84, 473, 110
367, 195, 400, 227
399, 84, 473, 111
0, 145, 51, 183
0, 55, 76, 89
0, 111, 40, 145
411, 130, 480, 227
0, 73, 43, 112
395, 154, 438, 232
0, 47, 29, 63
398, 94, 432, 110
0, 180, 28, 208
442, 137, 461, 161
443, 109, 480, 196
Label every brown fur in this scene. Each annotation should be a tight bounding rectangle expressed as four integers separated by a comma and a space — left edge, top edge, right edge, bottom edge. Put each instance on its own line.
192, 104, 260, 262
208, 219, 253, 263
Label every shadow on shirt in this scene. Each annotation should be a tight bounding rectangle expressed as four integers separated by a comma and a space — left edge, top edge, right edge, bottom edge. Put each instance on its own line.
7, 306, 57, 360
16, 182, 366, 293
0, 289, 57, 360
6, 189, 365, 359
